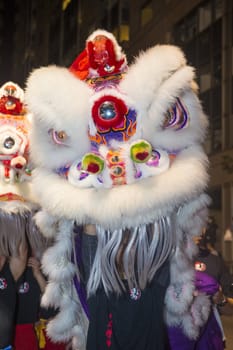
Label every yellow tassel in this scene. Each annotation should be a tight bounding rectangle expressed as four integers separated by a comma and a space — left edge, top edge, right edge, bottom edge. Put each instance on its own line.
34, 319, 47, 349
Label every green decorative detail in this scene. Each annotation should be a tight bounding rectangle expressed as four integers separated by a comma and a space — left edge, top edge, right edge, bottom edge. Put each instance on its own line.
130, 140, 152, 163
25, 168, 32, 175
82, 153, 105, 174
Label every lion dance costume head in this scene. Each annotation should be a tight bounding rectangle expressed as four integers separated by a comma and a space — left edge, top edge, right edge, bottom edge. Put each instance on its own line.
0, 81, 46, 260
26, 30, 211, 348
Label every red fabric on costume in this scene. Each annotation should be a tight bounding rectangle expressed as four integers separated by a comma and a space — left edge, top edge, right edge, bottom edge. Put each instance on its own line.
13, 323, 39, 350
69, 49, 89, 80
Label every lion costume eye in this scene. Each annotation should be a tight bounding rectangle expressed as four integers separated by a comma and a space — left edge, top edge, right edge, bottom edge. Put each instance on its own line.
163, 98, 189, 131
48, 129, 69, 146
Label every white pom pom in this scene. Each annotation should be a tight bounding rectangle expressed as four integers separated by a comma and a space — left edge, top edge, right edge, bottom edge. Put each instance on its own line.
34, 210, 58, 238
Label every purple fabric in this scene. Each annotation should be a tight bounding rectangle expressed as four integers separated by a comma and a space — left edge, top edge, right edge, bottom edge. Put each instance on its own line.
73, 274, 90, 318
91, 108, 137, 147
196, 310, 224, 350
72, 227, 90, 319
167, 271, 223, 350
167, 326, 196, 350
167, 311, 224, 350
195, 270, 219, 295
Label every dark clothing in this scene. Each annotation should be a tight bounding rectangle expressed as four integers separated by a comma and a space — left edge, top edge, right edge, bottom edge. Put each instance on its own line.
0, 262, 17, 348
87, 262, 170, 350
13, 266, 41, 350
15, 267, 41, 324
87, 278, 168, 350
81, 232, 98, 285
74, 227, 170, 350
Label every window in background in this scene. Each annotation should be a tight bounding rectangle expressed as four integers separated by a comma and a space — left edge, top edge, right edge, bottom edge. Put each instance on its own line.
119, 24, 129, 42
208, 186, 222, 211
119, 5, 129, 42
214, 0, 223, 21
109, 1, 129, 44
199, 64, 211, 93
49, 16, 60, 64
213, 52, 222, 86
63, 0, 77, 56
232, 9, 233, 78
198, 28, 210, 65
141, 1, 153, 27
200, 90, 211, 121
198, 1, 211, 32
185, 38, 197, 66
174, 0, 223, 155
213, 18, 222, 52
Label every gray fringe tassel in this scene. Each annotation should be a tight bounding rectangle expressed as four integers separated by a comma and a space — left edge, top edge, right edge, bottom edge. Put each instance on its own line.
87, 216, 175, 296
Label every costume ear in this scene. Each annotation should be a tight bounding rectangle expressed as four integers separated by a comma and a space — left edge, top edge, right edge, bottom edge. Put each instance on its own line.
120, 44, 194, 115
25, 65, 92, 128
119, 44, 208, 149
25, 66, 92, 169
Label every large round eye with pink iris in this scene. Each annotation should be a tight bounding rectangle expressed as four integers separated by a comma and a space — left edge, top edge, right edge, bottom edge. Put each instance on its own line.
48, 129, 68, 146
92, 95, 128, 129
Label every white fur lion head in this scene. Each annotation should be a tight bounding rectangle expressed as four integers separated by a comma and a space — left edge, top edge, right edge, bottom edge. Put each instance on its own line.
25, 30, 209, 229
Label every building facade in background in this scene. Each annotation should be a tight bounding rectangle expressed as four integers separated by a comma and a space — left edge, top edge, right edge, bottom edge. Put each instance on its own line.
0, 0, 232, 266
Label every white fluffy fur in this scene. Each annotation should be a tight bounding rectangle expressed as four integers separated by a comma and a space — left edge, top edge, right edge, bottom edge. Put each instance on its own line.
26, 37, 210, 344
26, 66, 92, 169
45, 282, 88, 344
31, 145, 208, 229
177, 193, 210, 236
181, 294, 210, 339
0, 197, 37, 213
41, 281, 62, 308
144, 79, 208, 148
163, 191, 212, 339
42, 251, 76, 282
41, 218, 88, 345
120, 45, 186, 111
0, 181, 36, 203
71, 325, 87, 350
164, 292, 210, 340
41, 220, 75, 281
33, 210, 59, 238
25, 44, 209, 228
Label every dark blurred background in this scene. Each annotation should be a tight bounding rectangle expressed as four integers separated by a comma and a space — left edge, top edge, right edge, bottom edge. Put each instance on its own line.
0, 0, 232, 269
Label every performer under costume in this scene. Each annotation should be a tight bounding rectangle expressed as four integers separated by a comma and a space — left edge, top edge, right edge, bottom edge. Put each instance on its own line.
25, 30, 211, 349
0, 257, 17, 348
0, 81, 45, 349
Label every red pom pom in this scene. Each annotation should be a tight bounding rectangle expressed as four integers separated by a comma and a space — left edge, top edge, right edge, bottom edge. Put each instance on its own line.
92, 95, 127, 130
